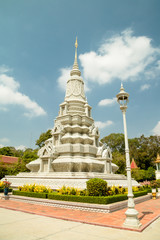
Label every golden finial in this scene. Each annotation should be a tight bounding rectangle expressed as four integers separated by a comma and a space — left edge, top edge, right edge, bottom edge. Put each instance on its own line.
75, 37, 78, 49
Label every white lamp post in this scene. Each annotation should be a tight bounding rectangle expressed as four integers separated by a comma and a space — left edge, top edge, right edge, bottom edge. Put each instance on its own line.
116, 83, 141, 228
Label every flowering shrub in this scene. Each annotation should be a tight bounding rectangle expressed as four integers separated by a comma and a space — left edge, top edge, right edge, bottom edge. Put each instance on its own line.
0, 181, 4, 188
17, 181, 151, 197
0, 179, 11, 188
57, 184, 147, 197
58, 185, 81, 195
107, 186, 126, 196
57, 184, 149, 197
18, 184, 52, 193
140, 180, 151, 187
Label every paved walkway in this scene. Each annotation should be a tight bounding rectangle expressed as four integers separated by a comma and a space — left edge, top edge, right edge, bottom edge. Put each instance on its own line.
0, 196, 160, 233
0, 204, 160, 240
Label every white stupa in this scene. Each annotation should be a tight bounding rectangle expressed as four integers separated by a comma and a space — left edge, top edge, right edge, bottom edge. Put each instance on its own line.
5, 39, 139, 189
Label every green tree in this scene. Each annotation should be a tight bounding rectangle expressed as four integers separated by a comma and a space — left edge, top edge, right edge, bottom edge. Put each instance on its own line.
36, 129, 52, 148
0, 162, 10, 179
19, 148, 38, 172
131, 169, 146, 182
0, 147, 14, 156
22, 148, 38, 163
101, 133, 125, 153
0, 148, 38, 178
101, 133, 160, 175
131, 167, 155, 182
112, 152, 126, 175
146, 167, 155, 180
129, 135, 160, 170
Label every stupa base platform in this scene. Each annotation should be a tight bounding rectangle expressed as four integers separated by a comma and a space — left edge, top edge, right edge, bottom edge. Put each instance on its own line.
4, 172, 139, 189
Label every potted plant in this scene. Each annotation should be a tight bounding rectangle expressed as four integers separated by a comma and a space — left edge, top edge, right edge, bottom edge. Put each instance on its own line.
3, 179, 11, 196
150, 180, 157, 199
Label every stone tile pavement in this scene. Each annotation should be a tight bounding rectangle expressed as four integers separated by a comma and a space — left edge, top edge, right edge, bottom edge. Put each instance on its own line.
0, 196, 160, 239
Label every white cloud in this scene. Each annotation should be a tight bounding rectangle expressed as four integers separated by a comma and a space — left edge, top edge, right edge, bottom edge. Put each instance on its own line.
0, 65, 11, 74
140, 84, 151, 91
15, 145, 27, 151
95, 120, 113, 129
79, 29, 160, 85
152, 121, 160, 135
0, 70, 46, 118
0, 144, 4, 148
98, 97, 117, 106
57, 29, 160, 92
0, 138, 10, 143
57, 67, 71, 91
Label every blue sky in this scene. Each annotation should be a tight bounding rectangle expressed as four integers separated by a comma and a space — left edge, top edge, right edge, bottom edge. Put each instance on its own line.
0, 0, 160, 150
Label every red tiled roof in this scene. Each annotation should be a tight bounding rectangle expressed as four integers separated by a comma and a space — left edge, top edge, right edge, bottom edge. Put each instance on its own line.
0, 155, 18, 164
131, 158, 138, 169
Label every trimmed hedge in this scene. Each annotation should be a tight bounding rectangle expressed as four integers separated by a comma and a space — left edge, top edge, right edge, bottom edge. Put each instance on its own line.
0, 188, 12, 193
48, 191, 148, 204
13, 190, 48, 199
12, 190, 148, 205
133, 190, 148, 198
48, 193, 128, 204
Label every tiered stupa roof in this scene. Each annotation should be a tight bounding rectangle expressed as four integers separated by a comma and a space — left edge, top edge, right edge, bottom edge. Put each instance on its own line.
27, 38, 117, 174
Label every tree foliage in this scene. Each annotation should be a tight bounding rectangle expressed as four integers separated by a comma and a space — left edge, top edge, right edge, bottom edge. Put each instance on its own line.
36, 129, 52, 148
129, 135, 160, 170
101, 133, 125, 153
0, 147, 14, 156
0, 148, 38, 179
101, 133, 160, 170
131, 167, 155, 182
112, 152, 126, 175
101, 133, 160, 180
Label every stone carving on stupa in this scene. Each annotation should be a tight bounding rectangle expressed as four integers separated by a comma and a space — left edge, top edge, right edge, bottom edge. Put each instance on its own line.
26, 38, 118, 175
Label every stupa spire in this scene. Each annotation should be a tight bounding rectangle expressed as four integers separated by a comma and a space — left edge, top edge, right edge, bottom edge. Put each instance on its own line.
121, 82, 124, 91
70, 37, 81, 76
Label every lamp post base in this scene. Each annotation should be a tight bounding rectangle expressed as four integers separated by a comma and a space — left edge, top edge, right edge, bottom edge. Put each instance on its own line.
123, 208, 141, 229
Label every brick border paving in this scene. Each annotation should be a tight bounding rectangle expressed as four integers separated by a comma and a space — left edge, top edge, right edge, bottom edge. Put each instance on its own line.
0, 196, 160, 232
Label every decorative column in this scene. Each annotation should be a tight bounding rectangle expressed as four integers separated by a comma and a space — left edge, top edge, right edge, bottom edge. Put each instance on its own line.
39, 159, 43, 172
47, 158, 52, 172
116, 83, 141, 228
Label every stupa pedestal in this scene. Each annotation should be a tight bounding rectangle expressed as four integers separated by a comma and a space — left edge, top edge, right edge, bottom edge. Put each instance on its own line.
6, 171, 139, 189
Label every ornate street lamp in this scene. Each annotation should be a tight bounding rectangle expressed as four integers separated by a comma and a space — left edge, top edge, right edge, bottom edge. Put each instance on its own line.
116, 83, 141, 228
